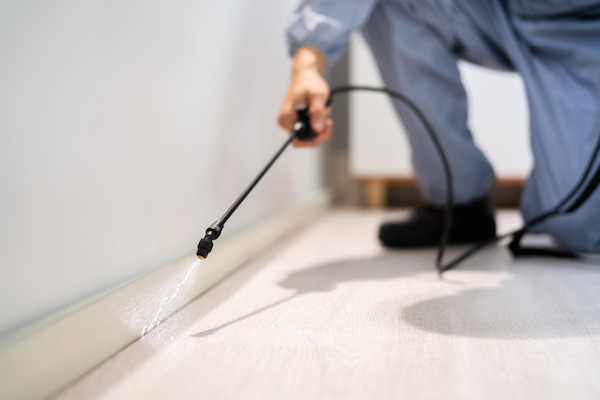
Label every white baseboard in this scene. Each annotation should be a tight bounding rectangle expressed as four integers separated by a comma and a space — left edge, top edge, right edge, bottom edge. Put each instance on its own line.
0, 191, 329, 400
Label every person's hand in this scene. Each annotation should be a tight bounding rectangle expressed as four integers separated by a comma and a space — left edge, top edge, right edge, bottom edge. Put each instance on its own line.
278, 46, 332, 148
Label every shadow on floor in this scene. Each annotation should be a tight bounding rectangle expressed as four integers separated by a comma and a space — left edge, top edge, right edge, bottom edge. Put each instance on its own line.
191, 250, 434, 337
278, 250, 437, 293
192, 245, 600, 341
191, 293, 298, 337
290, 247, 600, 340
401, 257, 600, 339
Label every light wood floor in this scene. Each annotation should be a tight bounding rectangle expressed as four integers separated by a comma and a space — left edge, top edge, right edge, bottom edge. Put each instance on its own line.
54, 210, 600, 400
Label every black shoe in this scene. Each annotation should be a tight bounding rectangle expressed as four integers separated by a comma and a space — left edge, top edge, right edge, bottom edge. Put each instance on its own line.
378, 197, 496, 248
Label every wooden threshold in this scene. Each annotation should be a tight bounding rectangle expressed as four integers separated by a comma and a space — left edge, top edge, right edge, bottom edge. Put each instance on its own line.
354, 176, 525, 209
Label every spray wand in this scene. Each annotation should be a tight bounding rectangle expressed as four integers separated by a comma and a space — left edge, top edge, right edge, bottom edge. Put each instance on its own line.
196, 87, 453, 271
196, 106, 316, 259
196, 86, 454, 274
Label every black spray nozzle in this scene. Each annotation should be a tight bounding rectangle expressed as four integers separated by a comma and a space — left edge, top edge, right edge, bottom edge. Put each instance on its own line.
293, 106, 318, 141
197, 221, 222, 259
196, 237, 213, 259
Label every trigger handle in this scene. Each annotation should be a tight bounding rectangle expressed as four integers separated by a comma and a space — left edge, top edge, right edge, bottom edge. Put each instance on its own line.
293, 106, 318, 141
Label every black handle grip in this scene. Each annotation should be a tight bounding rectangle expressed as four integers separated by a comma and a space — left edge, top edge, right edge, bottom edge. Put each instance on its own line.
293, 106, 318, 141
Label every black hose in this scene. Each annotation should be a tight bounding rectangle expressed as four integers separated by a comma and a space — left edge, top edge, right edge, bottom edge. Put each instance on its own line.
328, 86, 600, 274
327, 86, 453, 274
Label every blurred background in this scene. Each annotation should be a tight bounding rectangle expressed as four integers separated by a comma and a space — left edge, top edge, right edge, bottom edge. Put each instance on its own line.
0, 0, 530, 345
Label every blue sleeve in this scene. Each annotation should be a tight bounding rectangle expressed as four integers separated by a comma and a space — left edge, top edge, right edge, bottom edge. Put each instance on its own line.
286, 0, 380, 67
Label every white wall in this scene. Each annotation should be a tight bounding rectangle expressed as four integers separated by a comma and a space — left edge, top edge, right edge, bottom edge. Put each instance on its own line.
0, 0, 321, 338
349, 34, 532, 178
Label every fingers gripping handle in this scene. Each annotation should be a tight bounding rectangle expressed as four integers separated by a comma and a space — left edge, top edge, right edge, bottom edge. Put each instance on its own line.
293, 106, 318, 141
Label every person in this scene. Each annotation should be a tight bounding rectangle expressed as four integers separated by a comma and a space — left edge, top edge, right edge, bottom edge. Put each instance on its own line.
277, 0, 600, 252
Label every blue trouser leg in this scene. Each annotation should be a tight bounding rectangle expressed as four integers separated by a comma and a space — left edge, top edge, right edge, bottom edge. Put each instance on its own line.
456, 0, 600, 252
364, 0, 600, 252
361, 0, 497, 207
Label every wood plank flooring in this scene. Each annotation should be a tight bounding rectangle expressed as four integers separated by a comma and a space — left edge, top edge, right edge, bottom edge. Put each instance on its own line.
54, 210, 600, 400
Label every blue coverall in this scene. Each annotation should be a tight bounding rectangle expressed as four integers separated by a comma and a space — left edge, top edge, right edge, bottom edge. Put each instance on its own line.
287, 0, 600, 252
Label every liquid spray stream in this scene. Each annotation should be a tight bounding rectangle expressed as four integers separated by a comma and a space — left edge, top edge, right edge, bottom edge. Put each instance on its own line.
141, 259, 200, 337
